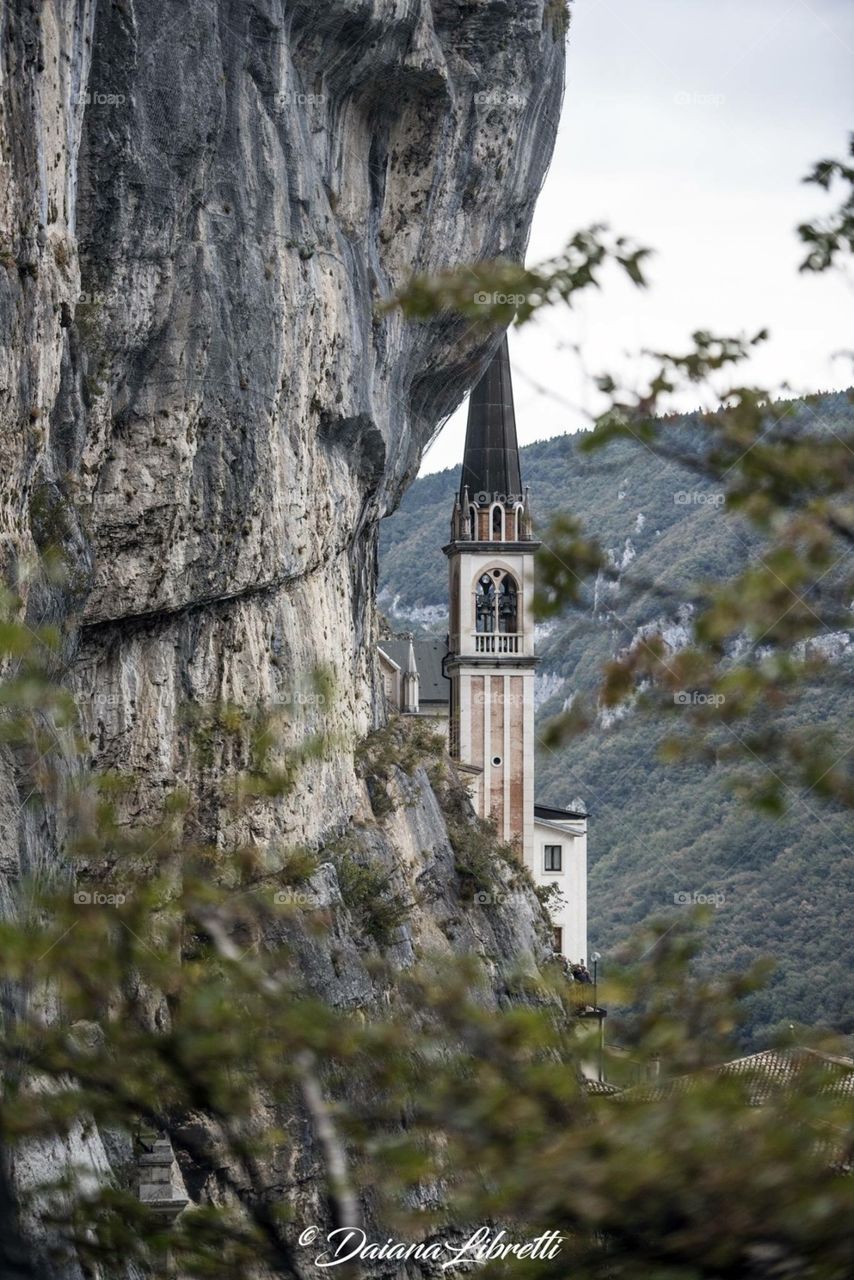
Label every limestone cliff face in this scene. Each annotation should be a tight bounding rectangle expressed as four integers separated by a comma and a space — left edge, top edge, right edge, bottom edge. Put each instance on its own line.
2, 0, 564, 851
0, 0, 564, 1269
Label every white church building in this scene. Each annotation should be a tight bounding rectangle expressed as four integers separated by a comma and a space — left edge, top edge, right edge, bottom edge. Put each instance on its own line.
380, 335, 588, 964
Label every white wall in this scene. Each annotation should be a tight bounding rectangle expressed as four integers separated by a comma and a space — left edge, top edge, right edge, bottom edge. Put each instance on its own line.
532, 819, 588, 962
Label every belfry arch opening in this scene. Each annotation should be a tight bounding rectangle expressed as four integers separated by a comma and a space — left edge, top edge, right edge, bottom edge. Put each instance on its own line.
475, 570, 518, 635
499, 573, 518, 633
475, 573, 496, 633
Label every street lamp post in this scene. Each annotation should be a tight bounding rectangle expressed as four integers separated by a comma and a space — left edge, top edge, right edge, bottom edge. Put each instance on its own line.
591, 951, 603, 1082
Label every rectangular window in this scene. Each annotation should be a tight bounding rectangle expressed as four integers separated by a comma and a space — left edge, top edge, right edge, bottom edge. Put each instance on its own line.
544, 844, 563, 872
553, 926, 563, 954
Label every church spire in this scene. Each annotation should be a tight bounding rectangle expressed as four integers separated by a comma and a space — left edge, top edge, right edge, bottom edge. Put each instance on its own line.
459, 334, 522, 505
401, 633, 420, 714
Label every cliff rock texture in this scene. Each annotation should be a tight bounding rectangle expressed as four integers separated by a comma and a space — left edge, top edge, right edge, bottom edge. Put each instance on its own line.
0, 0, 564, 1272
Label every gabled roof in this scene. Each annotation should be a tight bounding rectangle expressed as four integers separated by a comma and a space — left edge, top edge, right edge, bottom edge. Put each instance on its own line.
377, 647, 401, 673
535, 802, 588, 822
719, 1047, 854, 1103
625, 1046, 854, 1106
459, 334, 523, 504
585, 1078, 623, 1097
380, 638, 449, 704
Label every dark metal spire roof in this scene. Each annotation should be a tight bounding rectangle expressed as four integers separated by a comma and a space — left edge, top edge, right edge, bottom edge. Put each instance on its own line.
459, 334, 522, 504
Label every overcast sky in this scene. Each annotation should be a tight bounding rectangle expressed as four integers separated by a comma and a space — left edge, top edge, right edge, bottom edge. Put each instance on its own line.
421, 0, 854, 475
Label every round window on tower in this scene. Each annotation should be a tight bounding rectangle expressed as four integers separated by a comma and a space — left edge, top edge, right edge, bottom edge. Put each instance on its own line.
492, 755, 502, 767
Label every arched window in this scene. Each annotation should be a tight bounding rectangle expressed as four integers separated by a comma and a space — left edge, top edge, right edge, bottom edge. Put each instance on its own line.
498, 574, 518, 633
475, 574, 496, 633
491, 504, 504, 540
468, 506, 477, 540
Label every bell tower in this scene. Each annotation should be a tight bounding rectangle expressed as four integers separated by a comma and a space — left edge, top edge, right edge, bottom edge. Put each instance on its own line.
445, 335, 538, 869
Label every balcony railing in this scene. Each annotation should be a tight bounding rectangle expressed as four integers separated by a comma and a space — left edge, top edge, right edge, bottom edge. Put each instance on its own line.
473, 632, 522, 655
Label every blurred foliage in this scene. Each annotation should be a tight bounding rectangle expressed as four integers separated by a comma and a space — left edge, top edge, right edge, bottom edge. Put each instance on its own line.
330, 845, 412, 946
798, 133, 854, 272
384, 225, 650, 330
537, 377, 854, 814
1, 576, 853, 1280
544, 0, 572, 41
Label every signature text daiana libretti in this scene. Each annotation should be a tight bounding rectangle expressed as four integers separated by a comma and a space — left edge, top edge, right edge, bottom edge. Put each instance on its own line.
298, 1225, 565, 1269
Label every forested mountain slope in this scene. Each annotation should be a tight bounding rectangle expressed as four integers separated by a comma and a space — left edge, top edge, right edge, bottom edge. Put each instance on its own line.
379, 392, 854, 1047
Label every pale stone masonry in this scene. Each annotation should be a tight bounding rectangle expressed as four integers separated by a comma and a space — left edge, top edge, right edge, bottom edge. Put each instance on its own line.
136, 1132, 190, 1223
